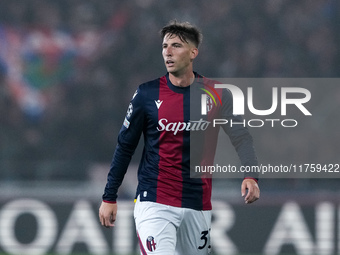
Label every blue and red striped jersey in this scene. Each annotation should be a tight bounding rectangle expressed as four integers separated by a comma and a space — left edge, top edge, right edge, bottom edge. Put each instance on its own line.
103, 72, 258, 210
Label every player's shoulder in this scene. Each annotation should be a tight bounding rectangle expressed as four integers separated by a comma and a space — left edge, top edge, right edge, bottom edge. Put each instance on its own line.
139, 75, 165, 90
195, 74, 233, 103
195, 73, 218, 87
135, 75, 166, 100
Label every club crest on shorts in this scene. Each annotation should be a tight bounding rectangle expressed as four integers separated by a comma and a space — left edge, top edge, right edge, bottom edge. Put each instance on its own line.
146, 236, 156, 252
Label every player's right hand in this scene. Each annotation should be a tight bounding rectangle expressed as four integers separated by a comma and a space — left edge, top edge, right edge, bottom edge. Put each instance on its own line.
99, 201, 117, 228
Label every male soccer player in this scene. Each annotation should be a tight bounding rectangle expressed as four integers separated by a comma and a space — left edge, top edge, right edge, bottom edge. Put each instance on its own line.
99, 20, 260, 255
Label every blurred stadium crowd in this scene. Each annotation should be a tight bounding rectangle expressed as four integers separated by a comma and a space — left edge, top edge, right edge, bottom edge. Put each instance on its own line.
0, 0, 339, 188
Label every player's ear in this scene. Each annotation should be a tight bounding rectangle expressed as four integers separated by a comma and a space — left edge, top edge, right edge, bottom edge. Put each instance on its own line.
190, 47, 199, 60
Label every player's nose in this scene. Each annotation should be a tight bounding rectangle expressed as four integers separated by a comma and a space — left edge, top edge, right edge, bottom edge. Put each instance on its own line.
164, 47, 172, 56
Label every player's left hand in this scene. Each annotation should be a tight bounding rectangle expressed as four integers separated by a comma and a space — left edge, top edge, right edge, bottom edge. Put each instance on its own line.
99, 201, 117, 228
241, 178, 260, 204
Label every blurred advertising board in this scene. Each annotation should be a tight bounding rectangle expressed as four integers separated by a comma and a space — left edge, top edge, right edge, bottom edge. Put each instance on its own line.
0, 195, 338, 255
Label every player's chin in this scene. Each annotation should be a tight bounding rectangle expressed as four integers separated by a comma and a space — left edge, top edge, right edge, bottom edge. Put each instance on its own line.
165, 64, 177, 71
165, 67, 174, 73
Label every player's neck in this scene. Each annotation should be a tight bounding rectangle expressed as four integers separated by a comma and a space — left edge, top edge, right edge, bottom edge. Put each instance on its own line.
169, 70, 195, 88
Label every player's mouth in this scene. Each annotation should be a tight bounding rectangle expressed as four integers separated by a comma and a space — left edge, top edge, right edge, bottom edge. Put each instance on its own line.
166, 60, 175, 67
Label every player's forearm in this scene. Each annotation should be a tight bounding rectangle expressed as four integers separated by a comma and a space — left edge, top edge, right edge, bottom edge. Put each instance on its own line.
102, 139, 136, 202
234, 134, 259, 180
236, 134, 258, 165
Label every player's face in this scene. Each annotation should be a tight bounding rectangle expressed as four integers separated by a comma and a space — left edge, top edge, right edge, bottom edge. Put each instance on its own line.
162, 34, 198, 76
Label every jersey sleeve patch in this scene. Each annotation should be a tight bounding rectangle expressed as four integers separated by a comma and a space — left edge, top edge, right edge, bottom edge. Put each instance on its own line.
123, 117, 130, 129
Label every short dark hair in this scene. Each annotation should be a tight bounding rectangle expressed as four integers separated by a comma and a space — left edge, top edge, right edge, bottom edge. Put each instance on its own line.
160, 20, 203, 48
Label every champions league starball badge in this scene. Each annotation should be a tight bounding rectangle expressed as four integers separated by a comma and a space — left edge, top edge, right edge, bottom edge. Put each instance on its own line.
126, 103, 133, 119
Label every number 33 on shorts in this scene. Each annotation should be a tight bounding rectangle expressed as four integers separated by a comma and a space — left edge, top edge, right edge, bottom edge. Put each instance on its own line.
198, 229, 211, 251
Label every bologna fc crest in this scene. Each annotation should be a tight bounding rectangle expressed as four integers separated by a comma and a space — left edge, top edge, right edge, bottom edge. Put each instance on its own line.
206, 95, 213, 113
146, 236, 156, 252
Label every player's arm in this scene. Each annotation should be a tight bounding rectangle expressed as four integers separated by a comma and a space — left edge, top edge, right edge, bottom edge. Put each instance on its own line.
99, 88, 144, 227
220, 88, 260, 203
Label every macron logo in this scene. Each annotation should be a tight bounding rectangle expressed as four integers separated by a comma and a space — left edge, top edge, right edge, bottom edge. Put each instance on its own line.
155, 100, 163, 109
